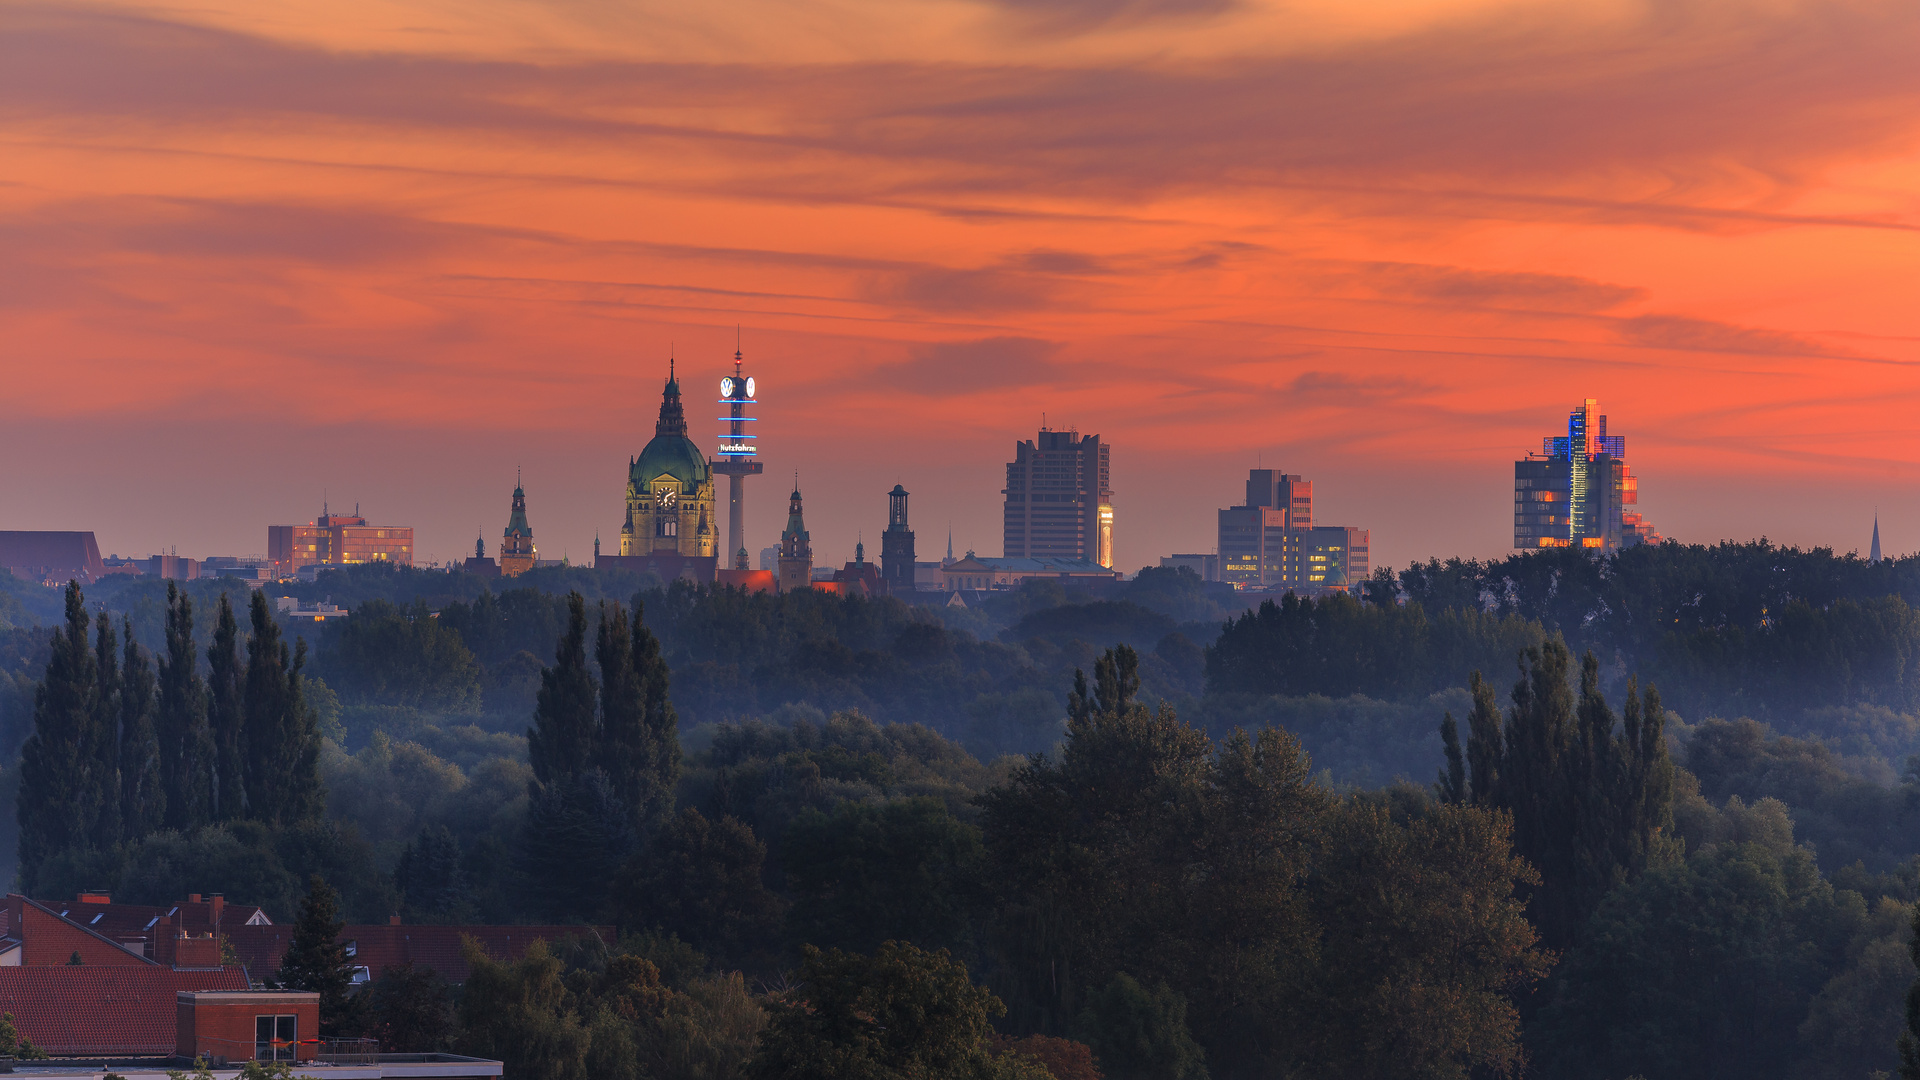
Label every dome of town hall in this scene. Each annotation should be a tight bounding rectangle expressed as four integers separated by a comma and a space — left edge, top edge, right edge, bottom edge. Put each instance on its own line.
620, 363, 716, 559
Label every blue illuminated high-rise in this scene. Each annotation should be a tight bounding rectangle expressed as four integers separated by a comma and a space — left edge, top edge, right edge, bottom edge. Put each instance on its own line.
1514, 399, 1659, 550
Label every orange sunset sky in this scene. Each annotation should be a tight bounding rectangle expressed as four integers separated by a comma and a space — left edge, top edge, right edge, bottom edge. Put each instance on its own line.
4, 0, 1918, 573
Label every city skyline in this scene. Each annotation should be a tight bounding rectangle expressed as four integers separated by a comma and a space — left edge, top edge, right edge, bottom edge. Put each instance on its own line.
0, 372, 1907, 578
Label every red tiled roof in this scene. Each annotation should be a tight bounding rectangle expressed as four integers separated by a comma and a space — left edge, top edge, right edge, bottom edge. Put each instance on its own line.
226, 924, 612, 985
48, 896, 270, 947
0, 966, 249, 1055
4, 895, 154, 967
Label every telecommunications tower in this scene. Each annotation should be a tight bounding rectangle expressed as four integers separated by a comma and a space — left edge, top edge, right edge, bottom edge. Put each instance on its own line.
712, 348, 764, 568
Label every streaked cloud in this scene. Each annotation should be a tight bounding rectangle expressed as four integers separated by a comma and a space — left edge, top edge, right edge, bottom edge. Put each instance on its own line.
1, 0, 1917, 571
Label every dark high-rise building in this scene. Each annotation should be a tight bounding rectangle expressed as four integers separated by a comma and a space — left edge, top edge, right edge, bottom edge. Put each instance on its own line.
1514, 398, 1659, 550
881, 484, 916, 593
1002, 427, 1113, 567
1218, 470, 1368, 591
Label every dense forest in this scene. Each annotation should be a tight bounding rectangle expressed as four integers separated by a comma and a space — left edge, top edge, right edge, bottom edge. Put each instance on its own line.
5, 539, 1920, 1078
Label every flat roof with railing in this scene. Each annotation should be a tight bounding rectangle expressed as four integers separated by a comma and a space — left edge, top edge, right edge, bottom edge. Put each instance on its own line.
0, 1056, 502, 1079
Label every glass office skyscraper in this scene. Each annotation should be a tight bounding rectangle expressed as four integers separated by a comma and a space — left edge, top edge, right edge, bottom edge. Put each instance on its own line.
1514, 398, 1660, 550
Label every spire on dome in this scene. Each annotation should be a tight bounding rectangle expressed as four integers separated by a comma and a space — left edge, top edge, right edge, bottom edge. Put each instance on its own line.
655, 361, 688, 438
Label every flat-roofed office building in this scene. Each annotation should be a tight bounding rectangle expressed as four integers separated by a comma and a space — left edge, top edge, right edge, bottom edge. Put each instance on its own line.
269, 506, 414, 576
1003, 427, 1113, 568
1218, 470, 1368, 592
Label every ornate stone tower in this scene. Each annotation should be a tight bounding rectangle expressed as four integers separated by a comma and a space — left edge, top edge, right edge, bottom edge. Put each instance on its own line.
621, 362, 716, 560
777, 485, 813, 592
500, 473, 537, 577
881, 484, 915, 594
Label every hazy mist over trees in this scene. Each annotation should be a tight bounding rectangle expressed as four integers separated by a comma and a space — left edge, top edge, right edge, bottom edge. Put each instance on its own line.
3, 540, 1920, 1076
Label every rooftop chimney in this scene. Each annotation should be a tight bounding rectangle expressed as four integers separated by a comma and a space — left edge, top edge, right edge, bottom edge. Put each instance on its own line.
78, 890, 111, 905
389, 914, 402, 926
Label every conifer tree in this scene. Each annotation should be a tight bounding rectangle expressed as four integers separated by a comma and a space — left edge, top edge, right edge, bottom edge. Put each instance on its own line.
89, 613, 122, 849
279, 875, 354, 1034
17, 583, 100, 891
118, 617, 165, 839
157, 582, 213, 831
527, 591, 597, 788
244, 590, 320, 827
395, 825, 472, 924
206, 593, 246, 822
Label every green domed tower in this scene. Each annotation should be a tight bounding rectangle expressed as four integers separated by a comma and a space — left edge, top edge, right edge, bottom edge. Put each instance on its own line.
621, 362, 716, 560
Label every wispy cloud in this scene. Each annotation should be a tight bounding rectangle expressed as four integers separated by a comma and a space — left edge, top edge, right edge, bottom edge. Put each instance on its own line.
3, 0, 1918, 569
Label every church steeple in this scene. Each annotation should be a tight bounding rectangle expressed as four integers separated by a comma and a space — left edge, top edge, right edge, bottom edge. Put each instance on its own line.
782, 485, 810, 552
655, 359, 688, 439
777, 483, 813, 592
500, 474, 537, 577
1872, 513, 1883, 563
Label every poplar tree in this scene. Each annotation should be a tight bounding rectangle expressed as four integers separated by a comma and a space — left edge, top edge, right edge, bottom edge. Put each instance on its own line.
17, 583, 100, 891
118, 617, 165, 838
527, 591, 597, 787
244, 590, 320, 826
1436, 713, 1466, 804
1441, 639, 1675, 948
597, 600, 642, 809
206, 593, 246, 822
1463, 670, 1502, 805
157, 582, 212, 831
89, 614, 122, 849
598, 600, 681, 834
525, 592, 622, 920
631, 599, 681, 830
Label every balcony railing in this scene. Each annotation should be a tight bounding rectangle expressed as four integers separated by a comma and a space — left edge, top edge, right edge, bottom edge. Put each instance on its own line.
315, 1038, 381, 1066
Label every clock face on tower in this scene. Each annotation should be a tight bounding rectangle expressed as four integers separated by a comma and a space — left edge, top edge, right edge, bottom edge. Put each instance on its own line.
655, 488, 679, 510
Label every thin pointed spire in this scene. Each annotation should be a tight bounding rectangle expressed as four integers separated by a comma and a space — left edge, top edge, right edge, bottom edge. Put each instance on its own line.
1871, 512, 1883, 563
